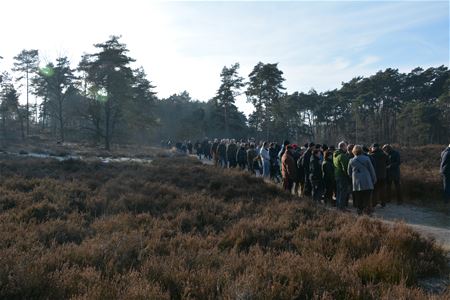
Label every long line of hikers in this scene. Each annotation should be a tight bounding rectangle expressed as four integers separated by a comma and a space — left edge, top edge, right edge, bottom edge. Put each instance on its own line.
162, 139, 450, 211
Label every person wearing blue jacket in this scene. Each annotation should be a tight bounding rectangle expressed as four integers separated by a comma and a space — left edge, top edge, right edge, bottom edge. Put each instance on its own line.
440, 144, 450, 204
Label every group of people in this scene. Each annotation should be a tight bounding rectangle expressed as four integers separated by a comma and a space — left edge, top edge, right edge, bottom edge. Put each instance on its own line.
279, 141, 403, 214
163, 138, 450, 211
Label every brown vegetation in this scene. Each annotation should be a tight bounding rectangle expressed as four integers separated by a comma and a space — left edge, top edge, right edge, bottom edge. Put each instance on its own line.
0, 155, 448, 299
398, 144, 446, 203
0, 138, 170, 159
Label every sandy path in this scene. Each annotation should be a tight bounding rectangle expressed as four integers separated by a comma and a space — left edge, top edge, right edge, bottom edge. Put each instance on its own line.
373, 204, 450, 251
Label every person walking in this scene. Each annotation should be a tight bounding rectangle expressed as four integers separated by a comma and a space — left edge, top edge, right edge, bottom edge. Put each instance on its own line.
260, 142, 271, 178
440, 144, 450, 204
194, 140, 202, 159
236, 143, 247, 170
300, 143, 315, 196
217, 140, 227, 168
247, 143, 258, 175
201, 139, 209, 160
369, 143, 388, 208
187, 141, 193, 154
211, 139, 219, 166
348, 145, 377, 215
227, 139, 238, 168
310, 149, 324, 202
278, 140, 290, 161
333, 141, 350, 210
281, 145, 297, 192
383, 144, 403, 204
269, 143, 281, 183
292, 145, 303, 196
322, 150, 336, 205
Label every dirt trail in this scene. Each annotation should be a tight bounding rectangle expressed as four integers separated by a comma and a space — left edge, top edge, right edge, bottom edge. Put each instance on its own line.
373, 204, 450, 251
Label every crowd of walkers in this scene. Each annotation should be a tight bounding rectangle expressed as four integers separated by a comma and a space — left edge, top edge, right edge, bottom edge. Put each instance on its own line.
162, 139, 450, 211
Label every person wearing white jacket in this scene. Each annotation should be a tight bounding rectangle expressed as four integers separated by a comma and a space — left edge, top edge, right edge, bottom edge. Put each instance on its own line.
260, 142, 271, 178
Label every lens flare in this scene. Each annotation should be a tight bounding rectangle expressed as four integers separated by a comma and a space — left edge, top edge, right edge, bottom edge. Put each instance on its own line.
96, 88, 108, 102
40, 66, 54, 77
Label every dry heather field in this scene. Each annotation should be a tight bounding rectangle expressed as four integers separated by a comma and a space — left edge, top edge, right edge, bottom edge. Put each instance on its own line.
1, 141, 446, 203
0, 155, 449, 299
398, 145, 446, 203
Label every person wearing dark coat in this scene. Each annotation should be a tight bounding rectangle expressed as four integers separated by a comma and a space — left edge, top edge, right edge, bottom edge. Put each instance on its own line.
347, 144, 355, 159
370, 144, 389, 207
269, 143, 281, 183
295, 148, 306, 197
247, 144, 258, 174
281, 145, 297, 192
211, 139, 219, 166
194, 140, 202, 159
291, 146, 302, 196
217, 140, 227, 168
206, 141, 212, 160
227, 140, 238, 168
181, 142, 187, 153
333, 141, 350, 210
236, 144, 247, 170
300, 143, 315, 197
383, 144, 402, 204
440, 144, 450, 204
202, 139, 210, 160
310, 149, 323, 202
322, 150, 335, 205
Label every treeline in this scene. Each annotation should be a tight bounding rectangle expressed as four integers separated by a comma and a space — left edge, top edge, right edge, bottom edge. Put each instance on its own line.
0, 36, 448, 148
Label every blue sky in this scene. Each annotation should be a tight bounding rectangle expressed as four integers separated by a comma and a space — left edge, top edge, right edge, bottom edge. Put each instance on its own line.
0, 0, 448, 115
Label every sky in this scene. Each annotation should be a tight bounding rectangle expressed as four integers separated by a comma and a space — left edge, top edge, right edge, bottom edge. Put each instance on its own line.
0, 0, 448, 115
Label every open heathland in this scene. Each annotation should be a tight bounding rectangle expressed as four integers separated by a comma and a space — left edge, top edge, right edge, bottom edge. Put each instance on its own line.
0, 155, 448, 299
398, 144, 447, 203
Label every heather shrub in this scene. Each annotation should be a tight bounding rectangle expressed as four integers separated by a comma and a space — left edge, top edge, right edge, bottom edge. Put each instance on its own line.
20, 201, 59, 223
397, 144, 445, 202
0, 156, 448, 299
36, 216, 88, 246
356, 247, 413, 284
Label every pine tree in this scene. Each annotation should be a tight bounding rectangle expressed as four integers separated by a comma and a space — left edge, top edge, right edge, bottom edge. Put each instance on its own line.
213, 63, 244, 137
12, 49, 39, 136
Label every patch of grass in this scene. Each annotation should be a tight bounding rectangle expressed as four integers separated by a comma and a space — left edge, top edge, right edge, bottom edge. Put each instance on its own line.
0, 156, 448, 299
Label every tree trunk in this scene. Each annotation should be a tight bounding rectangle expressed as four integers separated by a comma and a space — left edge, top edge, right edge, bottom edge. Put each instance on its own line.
105, 100, 111, 150
59, 98, 64, 142
26, 70, 29, 136
1, 112, 6, 138
224, 103, 229, 137
42, 94, 47, 130
18, 109, 25, 140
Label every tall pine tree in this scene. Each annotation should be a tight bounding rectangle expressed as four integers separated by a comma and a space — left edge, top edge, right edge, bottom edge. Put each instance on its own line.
13, 49, 39, 136
213, 63, 244, 137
